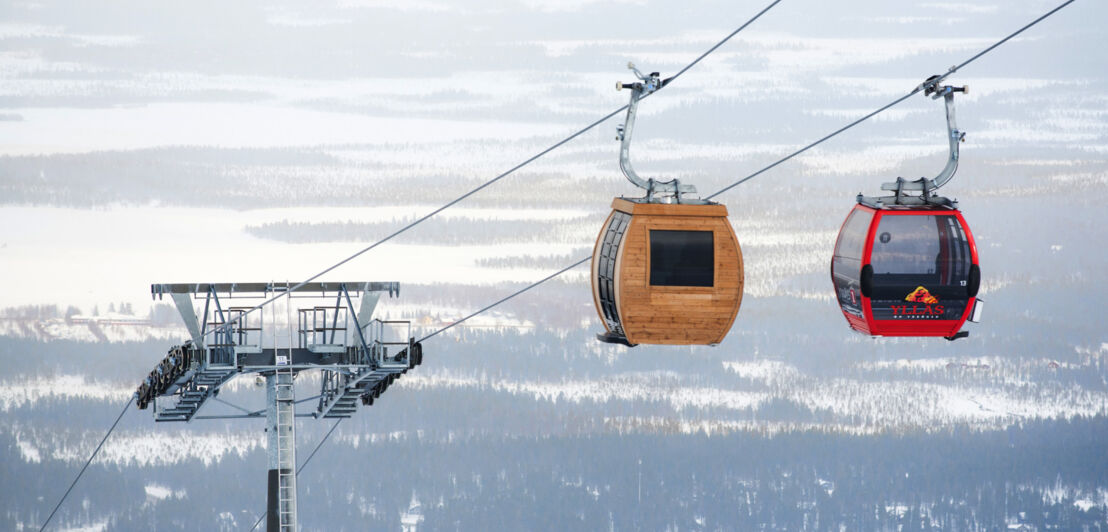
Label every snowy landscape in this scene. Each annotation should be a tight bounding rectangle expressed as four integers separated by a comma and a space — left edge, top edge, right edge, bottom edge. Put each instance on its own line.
1, 0, 1107, 530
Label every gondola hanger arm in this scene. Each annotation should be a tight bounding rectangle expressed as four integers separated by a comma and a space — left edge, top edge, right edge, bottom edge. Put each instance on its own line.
874, 75, 968, 204
615, 62, 697, 203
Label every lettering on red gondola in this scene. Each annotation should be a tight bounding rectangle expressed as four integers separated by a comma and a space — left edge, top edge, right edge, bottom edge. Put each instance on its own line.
890, 304, 946, 318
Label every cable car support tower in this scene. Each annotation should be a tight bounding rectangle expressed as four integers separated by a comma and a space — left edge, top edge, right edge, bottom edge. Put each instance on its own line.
134, 282, 424, 531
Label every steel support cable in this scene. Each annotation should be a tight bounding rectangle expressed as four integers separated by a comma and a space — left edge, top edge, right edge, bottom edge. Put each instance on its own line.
189, 0, 785, 346
945, 0, 1075, 77
39, 397, 134, 532
706, 90, 917, 200
666, 0, 782, 86
416, 0, 1077, 342
419, 256, 591, 342
249, 418, 344, 532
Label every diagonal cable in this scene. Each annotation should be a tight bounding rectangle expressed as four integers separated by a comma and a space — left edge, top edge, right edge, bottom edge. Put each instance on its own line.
706, 91, 917, 199
667, 0, 782, 85
946, 0, 1076, 75
39, 397, 133, 532
419, 257, 590, 342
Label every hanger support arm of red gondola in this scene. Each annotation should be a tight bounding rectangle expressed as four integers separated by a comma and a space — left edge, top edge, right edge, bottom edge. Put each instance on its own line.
928, 83, 968, 191
872, 80, 968, 205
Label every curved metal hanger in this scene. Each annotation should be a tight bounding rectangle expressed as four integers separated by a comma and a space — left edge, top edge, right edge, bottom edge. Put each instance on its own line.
860, 74, 968, 208
615, 63, 703, 204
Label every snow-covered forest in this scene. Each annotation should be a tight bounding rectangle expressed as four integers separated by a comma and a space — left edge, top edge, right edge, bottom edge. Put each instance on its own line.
1, 0, 1106, 529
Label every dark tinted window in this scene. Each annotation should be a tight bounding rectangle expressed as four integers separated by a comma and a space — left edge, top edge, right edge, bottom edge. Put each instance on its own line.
832, 209, 872, 315
834, 208, 873, 261
650, 230, 714, 287
870, 214, 972, 298
871, 215, 940, 275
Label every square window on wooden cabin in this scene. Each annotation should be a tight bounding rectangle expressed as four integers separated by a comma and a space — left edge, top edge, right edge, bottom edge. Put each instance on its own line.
649, 230, 714, 287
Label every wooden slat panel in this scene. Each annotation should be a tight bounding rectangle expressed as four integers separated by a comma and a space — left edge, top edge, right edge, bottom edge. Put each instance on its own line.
616, 211, 743, 345
624, 303, 738, 313
629, 325, 730, 336
623, 328, 727, 344
625, 319, 733, 330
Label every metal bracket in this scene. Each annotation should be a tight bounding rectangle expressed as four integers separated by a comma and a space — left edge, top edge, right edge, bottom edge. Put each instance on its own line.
615, 62, 701, 204
341, 284, 374, 368
169, 292, 205, 350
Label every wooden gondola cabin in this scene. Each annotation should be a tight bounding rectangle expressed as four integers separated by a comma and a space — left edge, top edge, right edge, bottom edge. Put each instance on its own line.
592, 198, 743, 346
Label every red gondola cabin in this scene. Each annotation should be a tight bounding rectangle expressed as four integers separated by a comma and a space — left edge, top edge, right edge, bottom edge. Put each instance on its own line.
831, 204, 981, 339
